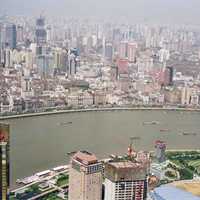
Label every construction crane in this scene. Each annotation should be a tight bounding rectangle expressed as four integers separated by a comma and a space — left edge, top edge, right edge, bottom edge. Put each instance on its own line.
128, 136, 141, 158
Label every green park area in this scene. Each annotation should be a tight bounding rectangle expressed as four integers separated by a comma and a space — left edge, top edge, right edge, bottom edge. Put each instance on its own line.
166, 151, 200, 180
188, 160, 200, 174
56, 174, 69, 187
10, 184, 41, 200
10, 173, 69, 200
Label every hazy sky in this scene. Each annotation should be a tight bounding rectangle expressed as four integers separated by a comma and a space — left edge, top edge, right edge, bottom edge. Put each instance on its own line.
1, 0, 200, 24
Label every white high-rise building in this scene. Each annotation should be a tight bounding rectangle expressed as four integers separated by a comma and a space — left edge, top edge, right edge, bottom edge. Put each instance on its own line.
69, 151, 103, 200
4, 48, 12, 68
104, 158, 149, 200
127, 42, 137, 62
158, 49, 170, 63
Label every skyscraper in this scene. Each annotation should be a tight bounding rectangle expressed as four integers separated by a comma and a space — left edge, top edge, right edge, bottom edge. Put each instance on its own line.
53, 48, 68, 71
104, 158, 148, 200
68, 49, 79, 76
36, 54, 53, 77
105, 42, 113, 61
16, 25, 24, 43
0, 23, 3, 48
164, 66, 174, 86
0, 123, 9, 200
4, 48, 12, 68
119, 41, 128, 59
35, 16, 47, 45
5, 24, 17, 49
127, 42, 137, 63
69, 53, 77, 75
69, 151, 103, 200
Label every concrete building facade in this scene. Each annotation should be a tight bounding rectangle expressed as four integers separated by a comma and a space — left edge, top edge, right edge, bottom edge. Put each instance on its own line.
69, 151, 103, 200
104, 160, 148, 200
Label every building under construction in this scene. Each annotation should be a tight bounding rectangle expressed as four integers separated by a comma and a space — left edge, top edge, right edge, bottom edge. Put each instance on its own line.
104, 141, 150, 200
104, 160, 148, 200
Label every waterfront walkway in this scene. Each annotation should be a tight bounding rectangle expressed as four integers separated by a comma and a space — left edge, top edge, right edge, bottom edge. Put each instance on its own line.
1, 106, 200, 120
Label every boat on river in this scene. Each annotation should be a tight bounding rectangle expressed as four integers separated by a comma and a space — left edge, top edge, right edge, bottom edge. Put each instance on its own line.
143, 121, 160, 125
160, 129, 170, 132
58, 121, 72, 126
182, 132, 197, 136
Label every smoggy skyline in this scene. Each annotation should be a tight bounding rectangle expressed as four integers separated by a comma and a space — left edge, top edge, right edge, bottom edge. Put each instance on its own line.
1, 0, 200, 24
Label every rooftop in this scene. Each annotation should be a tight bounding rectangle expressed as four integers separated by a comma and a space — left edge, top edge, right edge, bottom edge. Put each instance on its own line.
73, 151, 97, 165
105, 160, 148, 182
108, 161, 145, 169
150, 185, 200, 200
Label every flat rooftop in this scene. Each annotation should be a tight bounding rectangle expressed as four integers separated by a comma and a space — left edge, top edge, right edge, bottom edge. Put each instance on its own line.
73, 151, 98, 165
108, 160, 146, 169
105, 160, 148, 182
150, 185, 200, 200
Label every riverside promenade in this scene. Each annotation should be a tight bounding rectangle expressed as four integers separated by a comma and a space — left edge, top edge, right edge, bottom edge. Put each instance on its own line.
0, 106, 200, 120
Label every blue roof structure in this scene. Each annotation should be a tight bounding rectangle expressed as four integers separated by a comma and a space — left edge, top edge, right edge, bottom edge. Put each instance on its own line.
150, 185, 200, 200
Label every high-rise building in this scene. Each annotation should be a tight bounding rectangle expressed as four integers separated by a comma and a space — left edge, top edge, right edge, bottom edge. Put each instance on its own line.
16, 25, 24, 43
181, 87, 193, 105
46, 25, 52, 43
5, 24, 17, 49
164, 66, 174, 86
104, 158, 148, 200
68, 53, 77, 75
36, 54, 53, 77
155, 140, 166, 163
105, 42, 113, 61
127, 42, 137, 62
68, 49, 80, 76
53, 48, 69, 72
25, 50, 34, 69
35, 16, 47, 45
113, 28, 121, 42
4, 48, 12, 68
119, 41, 128, 59
137, 55, 153, 74
0, 48, 4, 64
0, 23, 3, 48
69, 151, 103, 200
0, 123, 9, 200
158, 49, 170, 63
117, 58, 129, 75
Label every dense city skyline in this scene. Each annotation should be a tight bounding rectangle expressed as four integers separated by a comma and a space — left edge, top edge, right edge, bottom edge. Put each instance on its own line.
1, 0, 200, 199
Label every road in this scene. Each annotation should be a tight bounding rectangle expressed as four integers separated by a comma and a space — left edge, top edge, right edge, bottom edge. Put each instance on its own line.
12, 169, 69, 193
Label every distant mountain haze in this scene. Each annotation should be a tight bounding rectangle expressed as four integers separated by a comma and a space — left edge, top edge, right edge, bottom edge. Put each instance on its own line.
1, 0, 200, 24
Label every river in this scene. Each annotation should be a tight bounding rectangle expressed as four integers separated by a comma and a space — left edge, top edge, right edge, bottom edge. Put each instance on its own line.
1, 110, 200, 188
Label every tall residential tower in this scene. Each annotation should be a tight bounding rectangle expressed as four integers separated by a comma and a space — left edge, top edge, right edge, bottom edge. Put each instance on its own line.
69, 151, 103, 200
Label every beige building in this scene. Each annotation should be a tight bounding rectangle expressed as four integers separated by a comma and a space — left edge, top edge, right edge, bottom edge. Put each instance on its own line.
104, 158, 148, 200
69, 151, 103, 200
181, 87, 193, 105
